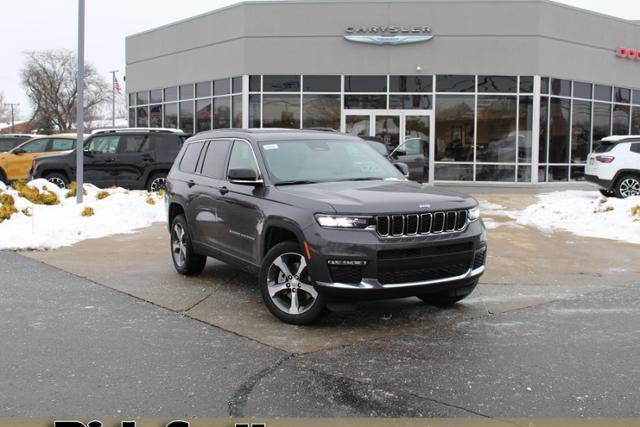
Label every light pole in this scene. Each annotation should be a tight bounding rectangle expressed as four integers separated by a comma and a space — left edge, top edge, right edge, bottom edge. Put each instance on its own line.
76, 0, 85, 204
4, 103, 18, 133
109, 70, 118, 127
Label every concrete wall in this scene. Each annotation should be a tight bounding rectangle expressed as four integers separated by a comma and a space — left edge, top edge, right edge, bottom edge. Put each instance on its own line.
125, 0, 640, 92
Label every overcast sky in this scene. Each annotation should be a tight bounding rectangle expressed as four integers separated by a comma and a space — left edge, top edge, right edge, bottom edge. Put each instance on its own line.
1, 0, 639, 120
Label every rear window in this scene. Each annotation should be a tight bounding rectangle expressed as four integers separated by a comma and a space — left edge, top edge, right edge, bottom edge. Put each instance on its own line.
593, 141, 615, 153
0, 137, 30, 152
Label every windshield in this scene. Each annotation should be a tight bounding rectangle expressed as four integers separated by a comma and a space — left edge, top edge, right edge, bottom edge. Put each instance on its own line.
259, 139, 403, 184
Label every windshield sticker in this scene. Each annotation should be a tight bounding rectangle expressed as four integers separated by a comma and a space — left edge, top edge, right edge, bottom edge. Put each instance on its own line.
264, 144, 279, 150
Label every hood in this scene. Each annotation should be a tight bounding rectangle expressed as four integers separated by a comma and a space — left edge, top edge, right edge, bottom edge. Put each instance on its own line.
275, 179, 476, 214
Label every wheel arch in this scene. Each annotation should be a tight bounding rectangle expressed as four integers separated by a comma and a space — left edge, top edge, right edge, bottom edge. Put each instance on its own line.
261, 219, 306, 263
168, 201, 186, 229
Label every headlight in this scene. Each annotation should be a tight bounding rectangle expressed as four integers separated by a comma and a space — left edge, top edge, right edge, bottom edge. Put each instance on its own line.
468, 206, 480, 221
315, 214, 372, 229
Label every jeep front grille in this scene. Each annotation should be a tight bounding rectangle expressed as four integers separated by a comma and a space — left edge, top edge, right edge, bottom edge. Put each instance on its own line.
375, 210, 468, 237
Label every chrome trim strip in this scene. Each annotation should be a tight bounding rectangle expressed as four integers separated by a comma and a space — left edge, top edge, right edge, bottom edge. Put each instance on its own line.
316, 265, 485, 290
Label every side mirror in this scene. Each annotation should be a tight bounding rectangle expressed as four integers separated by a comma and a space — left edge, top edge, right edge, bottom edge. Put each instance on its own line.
12, 148, 26, 155
83, 149, 93, 157
228, 168, 263, 185
393, 162, 410, 178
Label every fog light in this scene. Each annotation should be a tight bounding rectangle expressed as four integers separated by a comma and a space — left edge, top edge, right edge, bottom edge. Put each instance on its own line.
328, 260, 368, 266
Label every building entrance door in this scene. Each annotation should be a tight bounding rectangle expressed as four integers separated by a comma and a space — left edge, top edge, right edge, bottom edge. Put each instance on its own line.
343, 110, 434, 183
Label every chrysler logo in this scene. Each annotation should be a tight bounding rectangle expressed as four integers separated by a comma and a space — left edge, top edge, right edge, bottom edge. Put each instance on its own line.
345, 25, 433, 46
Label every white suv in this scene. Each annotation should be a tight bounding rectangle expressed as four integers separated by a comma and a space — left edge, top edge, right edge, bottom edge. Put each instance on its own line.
585, 136, 640, 198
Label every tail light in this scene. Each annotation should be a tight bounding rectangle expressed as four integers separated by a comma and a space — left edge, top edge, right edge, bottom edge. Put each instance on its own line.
596, 155, 615, 163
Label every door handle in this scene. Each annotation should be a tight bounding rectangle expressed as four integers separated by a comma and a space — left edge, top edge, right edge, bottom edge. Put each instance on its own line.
219, 186, 229, 195
105, 158, 115, 163
187, 180, 196, 188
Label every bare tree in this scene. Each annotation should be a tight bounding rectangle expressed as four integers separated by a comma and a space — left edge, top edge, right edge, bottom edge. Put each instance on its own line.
0, 92, 8, 123
20, 49, 108, 132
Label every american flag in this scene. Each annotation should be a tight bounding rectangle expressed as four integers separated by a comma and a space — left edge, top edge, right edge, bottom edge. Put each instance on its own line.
114, 77, 122, 95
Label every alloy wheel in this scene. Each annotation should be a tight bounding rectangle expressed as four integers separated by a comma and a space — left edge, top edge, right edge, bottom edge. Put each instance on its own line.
172, 223, 187, 268
150, 177, 167, 192
266, 252, 318, 315
48, 177, 66, 189
619, 178, 640, 198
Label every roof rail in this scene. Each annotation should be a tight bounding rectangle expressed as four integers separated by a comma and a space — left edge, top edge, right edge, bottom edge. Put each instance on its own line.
601, 135, 640, 142
91, 127, 185, 135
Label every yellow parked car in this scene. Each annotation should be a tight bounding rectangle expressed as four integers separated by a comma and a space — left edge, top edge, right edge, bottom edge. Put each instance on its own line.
0, 134, 78, 183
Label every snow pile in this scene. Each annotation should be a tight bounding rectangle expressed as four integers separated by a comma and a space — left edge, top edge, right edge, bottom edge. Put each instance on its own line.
516, 191, 640, 244
0, 179, 166, 250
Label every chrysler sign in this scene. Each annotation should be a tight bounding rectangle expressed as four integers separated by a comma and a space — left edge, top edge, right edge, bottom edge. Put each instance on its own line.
345, 25, 433, 45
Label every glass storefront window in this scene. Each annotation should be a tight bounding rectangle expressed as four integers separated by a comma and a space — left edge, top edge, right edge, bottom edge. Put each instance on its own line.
519, 76, 534, 93
249, 75, 261, 92
517, 165, 531, 183
214, 78, 231, 96
632, 106, 640, 134
476, 164, 516, 182
435, 164, 473, 181
179, 84, 194, 100
263, 94, 300, 128
149, 105, 162, 128
389, 76, 432, 93
344, 95, 386, 109
137, 91, 149, 105
573, 82, 592, 99
303, 75, 341, 92
196, 99, 212, 132
594, 85, 612, 102
519, 96, 534, 162
302, 95, 340, 129
232, 95, 243, 128
150, 89, 163, 104
436, 75, 475, 92
539, 96, 548, 163
614, 87, 631, 104
540, 77, 549, 94
435, 95, 475, 162
136, 106, 148, 127
633, 90, 640, 105
232, 77, 243, 94
477, 76, 517, 93
249, 94, 261, 128
164, 87, 177, 103
571, 100, 591, 163
548, 165, 568, 182
128, 108, 135, 126
196, 81, 211, 98
128, 94, 136, 107
213, 97, 231, 129
571, 165, 585, 182
344, 76, 387, 92
476, 96, 517, 162
389, 95, 432, 110
550, 79, 571, 97
592, 102, 612, 141
164, 103, 177, 129
179, 101, 194, 133
263, 75, 300, 92
612, 104, 630, 135
548, 98, 571, 163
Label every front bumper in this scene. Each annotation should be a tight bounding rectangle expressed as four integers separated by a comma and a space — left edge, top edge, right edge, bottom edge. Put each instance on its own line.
305, 219, 486, 299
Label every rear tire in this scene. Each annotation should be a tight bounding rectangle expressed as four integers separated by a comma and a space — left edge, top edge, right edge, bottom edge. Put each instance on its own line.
599, 189, 615, 197
170, 214, 207, 276
614, 174, 640, 198
147, 173, 168, 192
418, 280, 478, 307
260, 241, 326, 325
45, 173, 69, 189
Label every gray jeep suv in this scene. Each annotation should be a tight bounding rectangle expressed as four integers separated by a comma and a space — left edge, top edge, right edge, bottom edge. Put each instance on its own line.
166, 129, 486, 324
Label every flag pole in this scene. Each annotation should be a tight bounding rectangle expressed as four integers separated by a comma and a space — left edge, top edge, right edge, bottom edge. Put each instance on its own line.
110, 70, 118, 128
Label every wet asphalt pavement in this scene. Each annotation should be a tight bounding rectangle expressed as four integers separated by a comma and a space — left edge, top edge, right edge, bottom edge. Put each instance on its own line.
1, 250, 639, 418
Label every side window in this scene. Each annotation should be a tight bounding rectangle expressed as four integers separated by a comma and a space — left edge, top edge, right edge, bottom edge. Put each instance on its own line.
227, 140, 259, 177
179, 141, 205, 173
201, 139, 232, 179
120, 135, 148, 153
145, 134, 182, 158
50, 139, 75, 152
19, 138, 49, 153
631, 143, 640, 154
86, 135, 120, 154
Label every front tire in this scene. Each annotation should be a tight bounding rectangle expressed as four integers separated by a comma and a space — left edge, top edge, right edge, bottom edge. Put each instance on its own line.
170, 214, 207, 276
418, 280, 478, 307
45, 172, 69, 189
614, 174, 640, 198
260, 241, 326, 325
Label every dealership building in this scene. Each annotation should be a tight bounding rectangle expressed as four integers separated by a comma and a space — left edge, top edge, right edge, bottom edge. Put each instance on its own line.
125, 0, 640, 184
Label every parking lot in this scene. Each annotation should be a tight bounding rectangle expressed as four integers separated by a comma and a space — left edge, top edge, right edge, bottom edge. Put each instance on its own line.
1, 189, 638, 418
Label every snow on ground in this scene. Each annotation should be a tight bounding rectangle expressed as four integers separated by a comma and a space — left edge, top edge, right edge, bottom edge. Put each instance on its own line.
515, 191, 640, 244
0, 179, 166, 250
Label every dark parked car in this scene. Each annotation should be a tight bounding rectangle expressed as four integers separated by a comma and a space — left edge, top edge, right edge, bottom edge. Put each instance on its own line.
0, 134, 34, 153
166, 129, 486, 324
31, 128, 189, 190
